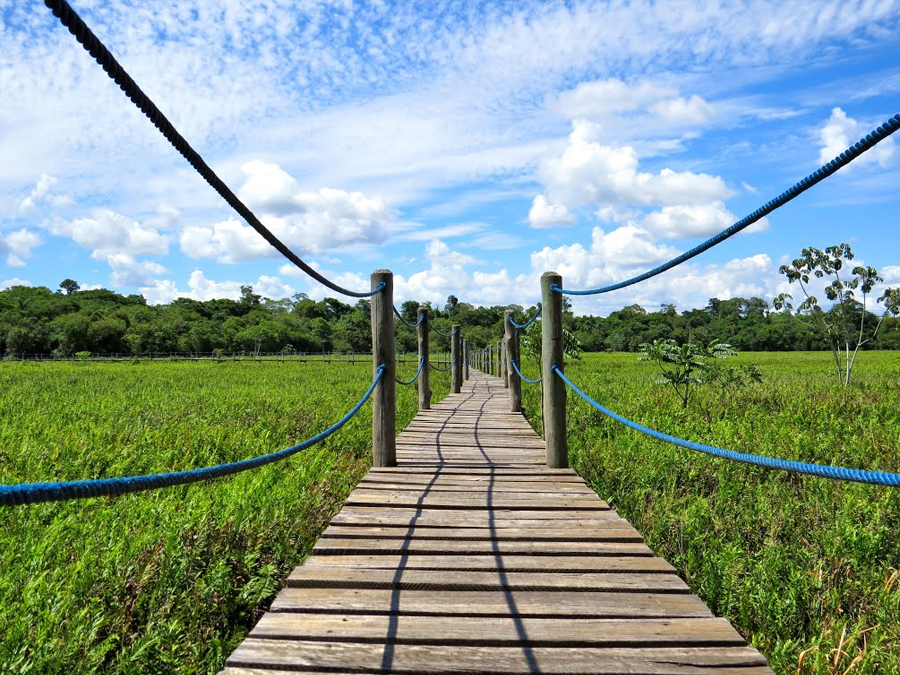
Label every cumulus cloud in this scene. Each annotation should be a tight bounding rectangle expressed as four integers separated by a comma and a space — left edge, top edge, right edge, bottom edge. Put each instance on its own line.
1, 278, 32, 290
641, 202, 735, 238
532, 120, 733, 236
103, 253, 168, 288
649, 95, 715, 126
50, 209, 169, 258
139, 271, 296, 305
18, 174, 72, 212
528, 195, 576, 228
556, 79, 676, 119
181, 160, 396, 262
1, 229, 42, 267
818, 108, 895, 168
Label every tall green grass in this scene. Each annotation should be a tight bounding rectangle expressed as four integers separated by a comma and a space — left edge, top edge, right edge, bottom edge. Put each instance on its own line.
521, 351, 900, 674
0, 360, 449, 674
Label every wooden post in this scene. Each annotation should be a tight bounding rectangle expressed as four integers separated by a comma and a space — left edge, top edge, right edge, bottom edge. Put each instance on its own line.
504, 310, 521, 412
464, 339, 470, 380
450, 324, 461, 393
501, 339, 508, 388
489, 344, 494, 376
417, 306, 430, 410
498, 341, 504, 385
542, 271, 567, 468
371, 270, 396, 467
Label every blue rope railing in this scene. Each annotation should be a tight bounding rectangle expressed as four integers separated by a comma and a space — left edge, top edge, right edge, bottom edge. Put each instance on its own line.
509, 304, 542, 330
393, 306, 425, 329
1, 366, 386, 506
553, 366, 899, 487
552, 113, 900, 296
510, 359, 542, 384
396, 358, 425, 385
429, 358, 456, 372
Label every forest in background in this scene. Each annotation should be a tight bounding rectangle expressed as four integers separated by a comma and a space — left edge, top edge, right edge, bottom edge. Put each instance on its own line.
1, 281, 899, 358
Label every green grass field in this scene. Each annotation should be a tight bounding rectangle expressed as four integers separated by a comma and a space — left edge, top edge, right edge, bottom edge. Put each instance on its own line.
2, 352, 898, 674
0, 359, 449, 675
520, 351, 900, 674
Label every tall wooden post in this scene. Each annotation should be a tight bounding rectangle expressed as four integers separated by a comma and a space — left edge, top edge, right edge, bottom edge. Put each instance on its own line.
464, 340, 470, 380
501, 340, 508, 388
541, 272, 567, 468
504, 310, 521, 412
497, 341, 504, 385
489, 344, 494, 376
371, 270, 396, 467
417, 306, 430, 410
450, 324, 461, 393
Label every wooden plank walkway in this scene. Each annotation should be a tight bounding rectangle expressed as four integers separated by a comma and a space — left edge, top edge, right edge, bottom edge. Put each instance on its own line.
222, 370, 772, 674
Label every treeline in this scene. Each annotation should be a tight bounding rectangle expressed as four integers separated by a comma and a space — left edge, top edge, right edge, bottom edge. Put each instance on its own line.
1, 284, 898, 358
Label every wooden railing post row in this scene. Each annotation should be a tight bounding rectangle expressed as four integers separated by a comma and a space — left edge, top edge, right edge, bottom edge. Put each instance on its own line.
504, 310, 521, 412
450, 324, 461, 393
417, 306, 431, 410
541, 271, 568, 468
371, 270, 396, 467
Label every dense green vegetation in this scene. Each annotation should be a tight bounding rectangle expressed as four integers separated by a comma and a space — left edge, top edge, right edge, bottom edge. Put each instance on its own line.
3, 283, 899, 359
0, 360, 451, 674
521, 351, 900, 674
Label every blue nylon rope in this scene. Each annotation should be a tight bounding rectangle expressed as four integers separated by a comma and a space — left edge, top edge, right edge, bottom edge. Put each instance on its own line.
552, 366, 899, 487
1, 366, 386, 506
429, 358, 456, 372
553, 113, 900, 296
509, 304, 542, 330
393, 306, 425, 329
510, 359, 543, 384
396, 358, 425, 385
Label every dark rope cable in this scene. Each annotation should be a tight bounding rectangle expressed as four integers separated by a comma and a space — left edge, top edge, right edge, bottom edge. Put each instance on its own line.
393, 306, 424, 329
509, 304, 542, 330
429, 358, 456, 372
510, 359, 542, 384
1, 366, 386, 506
553, 366, 899, 487
42, 0, 380, 299
395, 358, 425, 385
553, 113, 900, 296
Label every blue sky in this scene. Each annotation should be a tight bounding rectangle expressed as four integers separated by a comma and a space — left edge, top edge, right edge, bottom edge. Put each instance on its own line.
1, 0, 898, 315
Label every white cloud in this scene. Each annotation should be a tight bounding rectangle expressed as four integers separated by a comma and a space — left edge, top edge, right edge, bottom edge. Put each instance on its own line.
556, 79, 676, 119
641, 202, 735, 238
528, 194, 576, 228
181, 161, 395, 262
1, 229, 42, 267
540, 121, 732, 210
818, 107, 895, 168
882, 265, 900, 285
1, 278, 32, 290
50, 209, 169, 258
103, 253, 168, 288
18, 173, 72, 212
139, 271, 296, 305
649, 95, 715, 126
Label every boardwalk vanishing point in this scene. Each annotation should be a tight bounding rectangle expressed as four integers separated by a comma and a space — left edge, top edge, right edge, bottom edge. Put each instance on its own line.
222, 370, 772, 674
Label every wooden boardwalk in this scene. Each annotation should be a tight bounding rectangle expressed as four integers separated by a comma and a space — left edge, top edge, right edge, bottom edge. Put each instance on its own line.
222, 371, 772, 674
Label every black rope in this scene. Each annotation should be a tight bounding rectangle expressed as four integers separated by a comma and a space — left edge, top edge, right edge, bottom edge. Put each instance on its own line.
43, 0, 380, 299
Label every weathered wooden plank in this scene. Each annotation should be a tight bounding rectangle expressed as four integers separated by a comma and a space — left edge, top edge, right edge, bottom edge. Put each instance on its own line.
312, 539, 656, 558
286, 566, 692, 592
348, 488, 604, 504
247, 614, 745, 646
321, 524, 643, 540
303, 553, 668, 573
267, 588, 713, 618
354, 483, 597, 495
330, 508, 625, 527
226, 641, 771, 673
